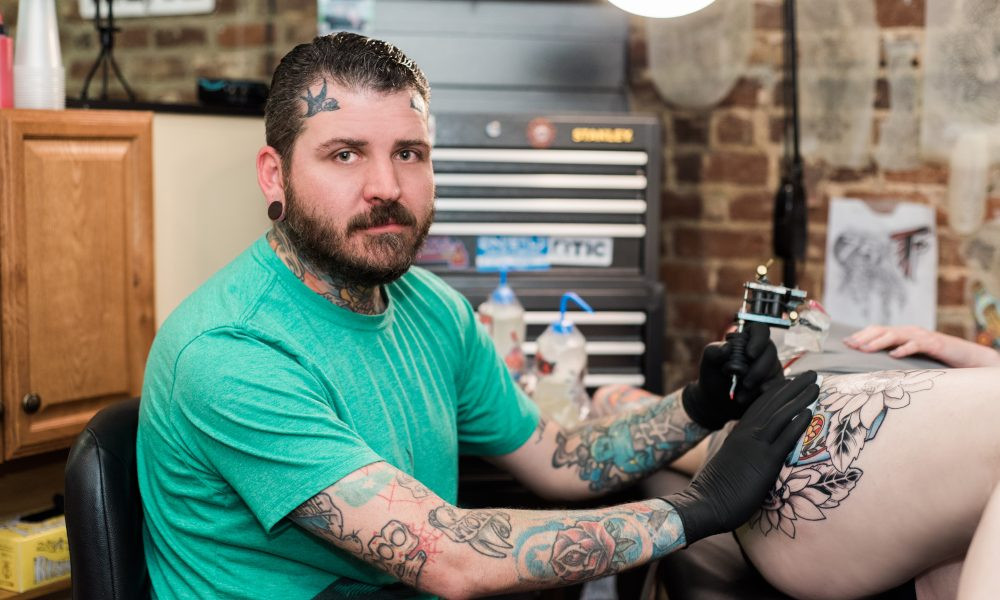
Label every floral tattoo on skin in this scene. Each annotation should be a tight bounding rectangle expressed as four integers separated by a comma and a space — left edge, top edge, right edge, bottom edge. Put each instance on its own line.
549, 520, 635, 582
513, 505, 683, 584
748, 370, 944, 538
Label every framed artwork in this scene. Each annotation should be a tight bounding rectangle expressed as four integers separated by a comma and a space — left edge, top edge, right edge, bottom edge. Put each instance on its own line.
823, 198, 937, 329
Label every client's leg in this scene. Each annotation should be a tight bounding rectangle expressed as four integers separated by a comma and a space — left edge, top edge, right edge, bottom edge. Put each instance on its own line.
957, 483, 1000, 600
734, 368, 1000, 600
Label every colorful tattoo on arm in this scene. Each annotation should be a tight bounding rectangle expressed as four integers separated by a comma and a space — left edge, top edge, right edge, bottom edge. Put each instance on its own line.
289, 493, 364, 554
513, 502, 685, 584
553, 390, 708, 493
749, 369, 944, 538
292, 466, 690, 590
331, 465, 396, 507
290, 473, 433, 588
302, 79, 341, 117
592, 385, 661, 415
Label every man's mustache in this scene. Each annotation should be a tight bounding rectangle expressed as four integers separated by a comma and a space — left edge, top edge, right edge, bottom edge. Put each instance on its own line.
346, 202, 418, 233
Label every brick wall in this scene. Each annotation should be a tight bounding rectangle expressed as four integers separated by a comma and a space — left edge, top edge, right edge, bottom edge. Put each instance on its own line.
0, 0, 981, 390
630, 0, 987, 389
0, 0, 314, 102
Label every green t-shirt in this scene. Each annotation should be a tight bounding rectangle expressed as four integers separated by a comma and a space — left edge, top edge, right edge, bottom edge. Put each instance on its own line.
137, 236, 540, 599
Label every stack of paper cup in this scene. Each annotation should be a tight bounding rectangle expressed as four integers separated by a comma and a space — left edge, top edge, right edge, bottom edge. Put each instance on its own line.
13, 0, 64, 109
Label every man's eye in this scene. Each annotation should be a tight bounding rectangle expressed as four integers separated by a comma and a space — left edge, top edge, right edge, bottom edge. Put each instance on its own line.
336, 151, 353, 161
399, 149, 420, 161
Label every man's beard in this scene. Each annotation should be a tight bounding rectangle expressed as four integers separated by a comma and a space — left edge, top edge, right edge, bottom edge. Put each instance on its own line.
280, 182, 434, 287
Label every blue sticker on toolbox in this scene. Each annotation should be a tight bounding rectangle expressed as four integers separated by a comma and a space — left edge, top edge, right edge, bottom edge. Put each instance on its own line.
475, 236, 550, 271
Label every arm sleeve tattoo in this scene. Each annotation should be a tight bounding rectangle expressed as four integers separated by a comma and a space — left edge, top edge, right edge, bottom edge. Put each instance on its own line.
552, 389, 709, 493
288, 463, 688, 595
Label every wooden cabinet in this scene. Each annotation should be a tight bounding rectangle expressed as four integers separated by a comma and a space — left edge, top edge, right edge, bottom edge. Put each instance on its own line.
0, 109, 154, 461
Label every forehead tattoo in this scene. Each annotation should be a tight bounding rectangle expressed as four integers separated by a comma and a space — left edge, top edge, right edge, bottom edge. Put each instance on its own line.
302, 79, 341, 118
409, 94, 427, 115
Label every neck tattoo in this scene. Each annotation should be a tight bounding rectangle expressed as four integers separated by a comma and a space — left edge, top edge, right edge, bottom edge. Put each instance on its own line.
267, 227, 386, 315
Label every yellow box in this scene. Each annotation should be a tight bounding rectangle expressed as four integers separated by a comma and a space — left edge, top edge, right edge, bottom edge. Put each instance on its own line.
0, 515, 70, 592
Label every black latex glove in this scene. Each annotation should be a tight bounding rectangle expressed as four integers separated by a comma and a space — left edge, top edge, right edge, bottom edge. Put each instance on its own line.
682, 321, 784, 430
663, 371, 818, 545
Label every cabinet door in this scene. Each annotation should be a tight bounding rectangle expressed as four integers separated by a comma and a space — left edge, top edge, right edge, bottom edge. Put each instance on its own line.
0, 109, 155, 460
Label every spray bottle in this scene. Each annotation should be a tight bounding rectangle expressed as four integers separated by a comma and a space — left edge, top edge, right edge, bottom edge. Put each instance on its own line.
531, 292, 594, 428
477, 270, 527, 382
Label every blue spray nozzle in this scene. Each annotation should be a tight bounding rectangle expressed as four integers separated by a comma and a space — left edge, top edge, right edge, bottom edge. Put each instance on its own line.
490, 269, 517, 304
553, 292, 594, 333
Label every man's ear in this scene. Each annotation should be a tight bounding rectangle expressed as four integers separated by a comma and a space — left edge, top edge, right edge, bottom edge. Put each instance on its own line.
256, 146, 286, 204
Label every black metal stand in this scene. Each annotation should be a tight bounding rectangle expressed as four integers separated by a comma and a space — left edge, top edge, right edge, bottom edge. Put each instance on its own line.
772, 0, 807, 288
79, 0, 135, 102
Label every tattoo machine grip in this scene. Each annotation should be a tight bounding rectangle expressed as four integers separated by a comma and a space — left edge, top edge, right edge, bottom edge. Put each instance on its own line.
723, 331, 749, 379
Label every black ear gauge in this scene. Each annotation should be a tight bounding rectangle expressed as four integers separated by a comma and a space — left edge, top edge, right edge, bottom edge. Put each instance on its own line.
267, 201, 285, 221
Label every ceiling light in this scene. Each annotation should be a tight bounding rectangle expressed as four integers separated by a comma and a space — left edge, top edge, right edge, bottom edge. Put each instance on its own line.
607, 0, 716, 19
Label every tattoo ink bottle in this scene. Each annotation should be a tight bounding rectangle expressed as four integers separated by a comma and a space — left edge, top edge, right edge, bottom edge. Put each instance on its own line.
477, 270, 527, 383
530, 292, 594, 428
0, 11, 12, 109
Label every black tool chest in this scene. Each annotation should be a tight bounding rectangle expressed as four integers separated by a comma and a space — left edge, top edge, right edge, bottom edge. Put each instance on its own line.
418, 112, 665, 394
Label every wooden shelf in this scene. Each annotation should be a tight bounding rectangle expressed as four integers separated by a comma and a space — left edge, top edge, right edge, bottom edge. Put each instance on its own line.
0, 578, 70, 599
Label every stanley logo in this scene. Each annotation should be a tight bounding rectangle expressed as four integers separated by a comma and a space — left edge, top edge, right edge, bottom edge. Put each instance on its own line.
571, 127, 634, 144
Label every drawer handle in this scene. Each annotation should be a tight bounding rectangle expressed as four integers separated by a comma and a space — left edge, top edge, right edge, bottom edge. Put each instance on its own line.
22, 393, 41, 414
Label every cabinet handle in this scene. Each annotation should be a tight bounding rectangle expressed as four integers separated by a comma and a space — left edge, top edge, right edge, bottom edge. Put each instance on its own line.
22, 393, 41, 414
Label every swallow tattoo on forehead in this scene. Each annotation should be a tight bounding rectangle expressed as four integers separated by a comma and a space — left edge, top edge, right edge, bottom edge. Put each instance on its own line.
302, 79, 341, 117
410, 94, 427, 115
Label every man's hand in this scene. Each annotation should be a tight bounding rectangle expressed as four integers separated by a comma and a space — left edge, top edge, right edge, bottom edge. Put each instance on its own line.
844, 325, 1000, 368
682, 321, 783, 430
662, 371, 818, 545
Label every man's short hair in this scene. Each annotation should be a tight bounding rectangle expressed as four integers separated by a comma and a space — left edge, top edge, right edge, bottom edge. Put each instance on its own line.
265, 32, 431, 173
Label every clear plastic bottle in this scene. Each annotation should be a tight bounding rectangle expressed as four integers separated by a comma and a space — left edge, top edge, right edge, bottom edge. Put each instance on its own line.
477, 271, 527, 382
531, 292, 594, 428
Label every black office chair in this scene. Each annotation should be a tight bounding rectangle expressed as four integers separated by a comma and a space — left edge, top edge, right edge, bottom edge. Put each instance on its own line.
65, 397, 149, 600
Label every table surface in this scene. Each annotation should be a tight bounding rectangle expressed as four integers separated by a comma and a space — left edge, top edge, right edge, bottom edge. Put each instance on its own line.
0, 578, 70, 600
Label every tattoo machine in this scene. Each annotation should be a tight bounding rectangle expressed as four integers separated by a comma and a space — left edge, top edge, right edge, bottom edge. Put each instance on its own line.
725, 263, 808, 397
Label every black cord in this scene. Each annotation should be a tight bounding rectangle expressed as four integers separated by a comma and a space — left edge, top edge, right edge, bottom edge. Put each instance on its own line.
786, 0, 800, 165
774, 0, 806, 289
78, 0, 135, 102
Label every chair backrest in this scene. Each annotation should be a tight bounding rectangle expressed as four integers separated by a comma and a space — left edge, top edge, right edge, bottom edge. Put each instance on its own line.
65, 397, 149, 600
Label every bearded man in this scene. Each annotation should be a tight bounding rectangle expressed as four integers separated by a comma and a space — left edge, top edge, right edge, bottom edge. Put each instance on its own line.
137, 32, 816, 599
